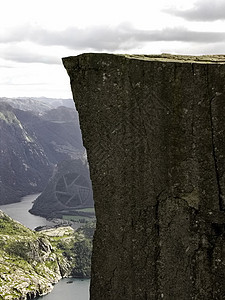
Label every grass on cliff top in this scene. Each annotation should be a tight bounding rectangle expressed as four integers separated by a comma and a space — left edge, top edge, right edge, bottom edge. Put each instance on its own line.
123, 53, 225, 64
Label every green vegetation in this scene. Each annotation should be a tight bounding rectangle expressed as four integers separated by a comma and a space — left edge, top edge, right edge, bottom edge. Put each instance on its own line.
0, 213, 34, 236
72, 239, 92, 277
0, 110, 21, 125
0, 109, 33, 143
62, 207, 95, 223
62, 215, 94, 222
0, 112, 8, 122
77, 221, 96, 239
76, 207, 95, 213
0, 211, 94, 300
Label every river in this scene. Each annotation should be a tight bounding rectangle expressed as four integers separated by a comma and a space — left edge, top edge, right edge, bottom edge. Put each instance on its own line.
37, 278, 90, 300
0, 194, 55, 230
0, 194, 90, 300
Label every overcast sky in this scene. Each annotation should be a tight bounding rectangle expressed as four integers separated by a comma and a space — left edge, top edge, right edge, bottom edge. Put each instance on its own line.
1, 0, 225, 98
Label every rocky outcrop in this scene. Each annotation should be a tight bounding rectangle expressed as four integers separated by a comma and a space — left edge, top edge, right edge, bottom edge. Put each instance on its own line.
0, 210, 93, 300
63, 53, 225, 299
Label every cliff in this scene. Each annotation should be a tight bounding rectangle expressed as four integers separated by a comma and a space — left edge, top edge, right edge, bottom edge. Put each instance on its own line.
0, 210, 93, 300
63, 53, 225, 299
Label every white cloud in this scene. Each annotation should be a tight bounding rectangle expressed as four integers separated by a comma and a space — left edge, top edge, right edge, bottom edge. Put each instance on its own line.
1, 0, 225, 97
0, 62, 72, 98
1, 44, 60, 65
1, 24, 225, 54
165, 0, 225, 21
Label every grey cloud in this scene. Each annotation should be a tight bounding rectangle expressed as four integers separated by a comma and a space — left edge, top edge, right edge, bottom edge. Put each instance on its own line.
1, 24, 225, 65
0, 65, 14, 68
162, 42, 225, 56
1, 24, 225, 51
4, 82, 47, 86
134, 27, 225, 44
1, 47, 60, 64
165, 0, 225, 21
0, 24, 138, 50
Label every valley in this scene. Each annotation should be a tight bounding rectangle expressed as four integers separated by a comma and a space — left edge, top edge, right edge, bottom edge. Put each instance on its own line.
0, 210, 93, 299
0, 97, 85, 205
0, 97, 94, 299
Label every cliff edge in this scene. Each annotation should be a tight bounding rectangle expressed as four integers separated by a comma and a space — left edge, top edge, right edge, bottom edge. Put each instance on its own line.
63, 53, 225, 299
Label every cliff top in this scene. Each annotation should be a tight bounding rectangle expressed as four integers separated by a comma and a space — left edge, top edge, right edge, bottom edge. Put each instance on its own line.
63, 53, 225, 65
123, 53, 225, 64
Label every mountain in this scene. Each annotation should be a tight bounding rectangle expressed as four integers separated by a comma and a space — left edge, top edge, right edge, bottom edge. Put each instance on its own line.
0, 102, 52, 204
0, 97, 75, 114
15, 105, 84, 164
0, 99, 85, 204
0, 210, 94, 299
30, 159, 94, 219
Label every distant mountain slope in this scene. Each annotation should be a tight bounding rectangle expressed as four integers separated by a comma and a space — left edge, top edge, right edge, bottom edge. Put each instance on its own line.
30, 159, 94, 218
0, 97, 75, 114
16, 105, 84, 164
0, 99, 85, 204
0, 102, 52, 204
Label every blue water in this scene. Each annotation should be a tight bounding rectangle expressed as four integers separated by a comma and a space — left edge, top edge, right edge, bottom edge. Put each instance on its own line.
37, 278, 90, 300
0, 194, 55, 230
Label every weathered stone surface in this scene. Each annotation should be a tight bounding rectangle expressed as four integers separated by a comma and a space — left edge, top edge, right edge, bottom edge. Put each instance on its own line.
63, 53, 225, 299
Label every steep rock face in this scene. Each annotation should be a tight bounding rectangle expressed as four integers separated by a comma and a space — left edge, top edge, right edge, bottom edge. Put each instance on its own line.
63, 53, 225, 299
